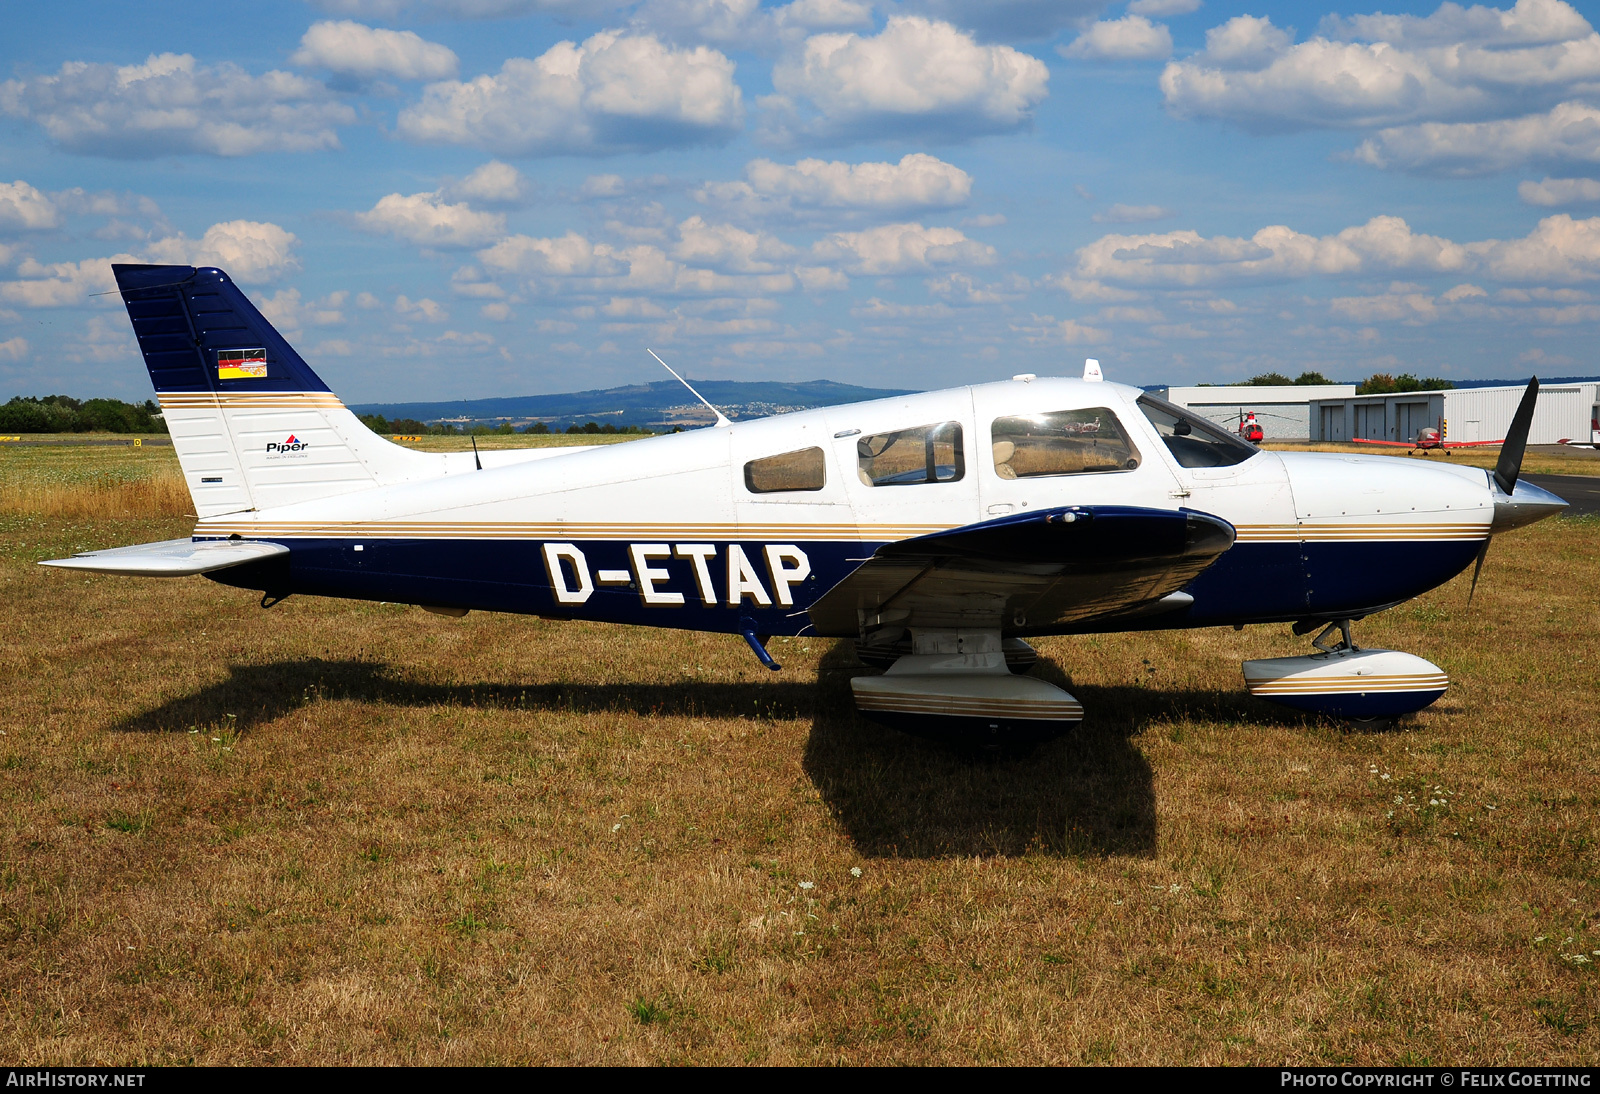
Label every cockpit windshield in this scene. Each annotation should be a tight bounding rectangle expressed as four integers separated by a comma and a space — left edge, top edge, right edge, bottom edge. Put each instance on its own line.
1136, 395, 1258, 468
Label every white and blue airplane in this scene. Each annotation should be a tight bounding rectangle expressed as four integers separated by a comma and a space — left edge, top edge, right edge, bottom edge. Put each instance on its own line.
43, 264, 1568, 743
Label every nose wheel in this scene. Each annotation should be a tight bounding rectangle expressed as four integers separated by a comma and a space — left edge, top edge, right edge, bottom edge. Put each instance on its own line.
1244, 617, 1448, 723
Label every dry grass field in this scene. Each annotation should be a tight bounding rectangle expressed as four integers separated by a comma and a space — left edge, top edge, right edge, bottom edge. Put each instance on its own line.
1, 436, 1598, 1064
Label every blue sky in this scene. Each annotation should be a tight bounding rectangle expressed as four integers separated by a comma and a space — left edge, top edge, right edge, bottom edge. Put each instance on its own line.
1, 0, 1597, 404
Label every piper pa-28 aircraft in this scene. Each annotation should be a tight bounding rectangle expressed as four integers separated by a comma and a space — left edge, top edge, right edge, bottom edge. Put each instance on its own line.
43, 264, 1570, 743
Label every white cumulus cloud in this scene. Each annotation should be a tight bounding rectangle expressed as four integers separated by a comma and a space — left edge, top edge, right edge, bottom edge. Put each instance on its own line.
260, 288, 348, 331
1467, 213, 1600, 281
1076, 215, 1472, 287
1067, 211, 1600, 290
476, 230, 797, 296
673, 216, 797, 272
445, 161, 533, 206
0, 181, 59, 232
145, 220, 301, 283
767, 16, 1050, 141
291, 21, 459, 81
1060, 16, 1173, 61
1160, 0, 1600, 146
355, 191, 508, 248
811, 221, 996, 274
1321, 0, 1591, 48
745, 153, 972, 209
1352, 102, 1600, 177
0, 220, 296, 307
397, 31, 743, 156
1520, 176, 1600, 204
395, 295, 449, 321
0, 53, 355, 157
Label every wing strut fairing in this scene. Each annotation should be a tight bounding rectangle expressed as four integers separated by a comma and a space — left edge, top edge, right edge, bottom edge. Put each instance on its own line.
806, 504, 1235, 639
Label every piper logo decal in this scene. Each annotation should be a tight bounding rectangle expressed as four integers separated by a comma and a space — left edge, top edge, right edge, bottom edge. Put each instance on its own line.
265, 434, 309, 458
542, 543, 811, 609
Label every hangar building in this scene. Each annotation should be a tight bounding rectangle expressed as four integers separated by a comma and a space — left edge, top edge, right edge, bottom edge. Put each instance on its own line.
1151, 385, 1356, 440
1307, 383, 1600, 446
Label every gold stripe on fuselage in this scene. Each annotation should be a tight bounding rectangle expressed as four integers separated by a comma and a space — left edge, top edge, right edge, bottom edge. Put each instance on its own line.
193, 519, 1489, 545
1233, 523, 1488, 543
193, 521, 960, 542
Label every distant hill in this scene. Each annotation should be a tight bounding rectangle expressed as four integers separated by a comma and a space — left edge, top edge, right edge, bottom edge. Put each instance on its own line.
350, 378, 919, 429
1449, 375, 1600, 388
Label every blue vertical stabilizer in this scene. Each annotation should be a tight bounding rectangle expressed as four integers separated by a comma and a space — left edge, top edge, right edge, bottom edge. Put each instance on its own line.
112, 264, 332, 395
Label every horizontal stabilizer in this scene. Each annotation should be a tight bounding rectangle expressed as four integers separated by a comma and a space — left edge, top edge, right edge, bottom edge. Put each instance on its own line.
40, 538, 288, 577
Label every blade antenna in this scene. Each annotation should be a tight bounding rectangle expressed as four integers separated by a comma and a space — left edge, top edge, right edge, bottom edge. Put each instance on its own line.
471, 435, 482, 470
649, 348, 731, 428
1493, 377, 1539, 496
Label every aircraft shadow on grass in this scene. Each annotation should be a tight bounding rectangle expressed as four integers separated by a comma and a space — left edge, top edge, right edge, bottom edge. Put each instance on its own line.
111, 643, 1319, 860
799, 643, 1312, 860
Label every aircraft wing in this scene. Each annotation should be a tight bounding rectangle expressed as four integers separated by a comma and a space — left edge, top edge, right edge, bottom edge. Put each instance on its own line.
40, 537, 289, 577
804, 505, 1235, 638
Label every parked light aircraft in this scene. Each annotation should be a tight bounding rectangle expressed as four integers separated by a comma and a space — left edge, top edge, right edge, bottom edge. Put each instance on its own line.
42, 265, 1570, 742
1354, 427, 1504, 453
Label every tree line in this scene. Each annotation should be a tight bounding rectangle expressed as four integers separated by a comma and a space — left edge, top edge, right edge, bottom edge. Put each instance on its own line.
355, 414, 655, 436
1225, 372, 1454, 394
0, 395, 167, 434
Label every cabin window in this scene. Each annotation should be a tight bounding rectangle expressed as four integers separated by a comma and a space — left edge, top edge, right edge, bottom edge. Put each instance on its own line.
1136, 395, 1257, 468
990, 408, 1141, 479
744, 446, 827, 493
856, 422, 965, 486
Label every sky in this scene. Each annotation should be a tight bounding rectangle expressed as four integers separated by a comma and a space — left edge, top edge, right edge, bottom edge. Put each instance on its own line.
1, 0, 1598, 405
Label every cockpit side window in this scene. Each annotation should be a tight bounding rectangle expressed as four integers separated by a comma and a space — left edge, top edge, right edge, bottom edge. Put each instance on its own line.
856, 422, 965, 486
1136, 395, 1258, 468
990, 408, 1141, 479
744, 446, 826, 493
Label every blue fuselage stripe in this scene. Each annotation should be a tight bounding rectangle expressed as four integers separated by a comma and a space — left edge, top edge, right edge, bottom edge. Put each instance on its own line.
204, 536, 1484, 635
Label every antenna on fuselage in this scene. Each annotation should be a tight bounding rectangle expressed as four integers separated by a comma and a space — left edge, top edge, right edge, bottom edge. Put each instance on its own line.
648, 348, 732, 428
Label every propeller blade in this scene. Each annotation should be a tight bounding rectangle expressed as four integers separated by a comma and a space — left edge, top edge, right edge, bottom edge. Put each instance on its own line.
1493, 377, 1539, 496
1467, 539, 1490, 604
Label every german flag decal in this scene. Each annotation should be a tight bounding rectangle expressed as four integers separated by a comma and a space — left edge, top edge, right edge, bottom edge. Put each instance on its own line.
217, 348, 267, 380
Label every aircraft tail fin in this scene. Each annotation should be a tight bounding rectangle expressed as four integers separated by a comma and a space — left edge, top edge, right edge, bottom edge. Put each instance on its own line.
112, 264, 437, 517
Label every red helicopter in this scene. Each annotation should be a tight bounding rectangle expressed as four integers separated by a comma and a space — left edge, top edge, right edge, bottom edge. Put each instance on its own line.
1237, 412, 1264, 444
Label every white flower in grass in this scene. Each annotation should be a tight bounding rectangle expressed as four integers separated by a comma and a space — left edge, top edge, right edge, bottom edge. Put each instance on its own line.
799, 880, 814, 890
850, 867, 862, 878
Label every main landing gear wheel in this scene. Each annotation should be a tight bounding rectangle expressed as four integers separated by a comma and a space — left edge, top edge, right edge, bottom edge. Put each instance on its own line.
850, 632, 1079, 747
